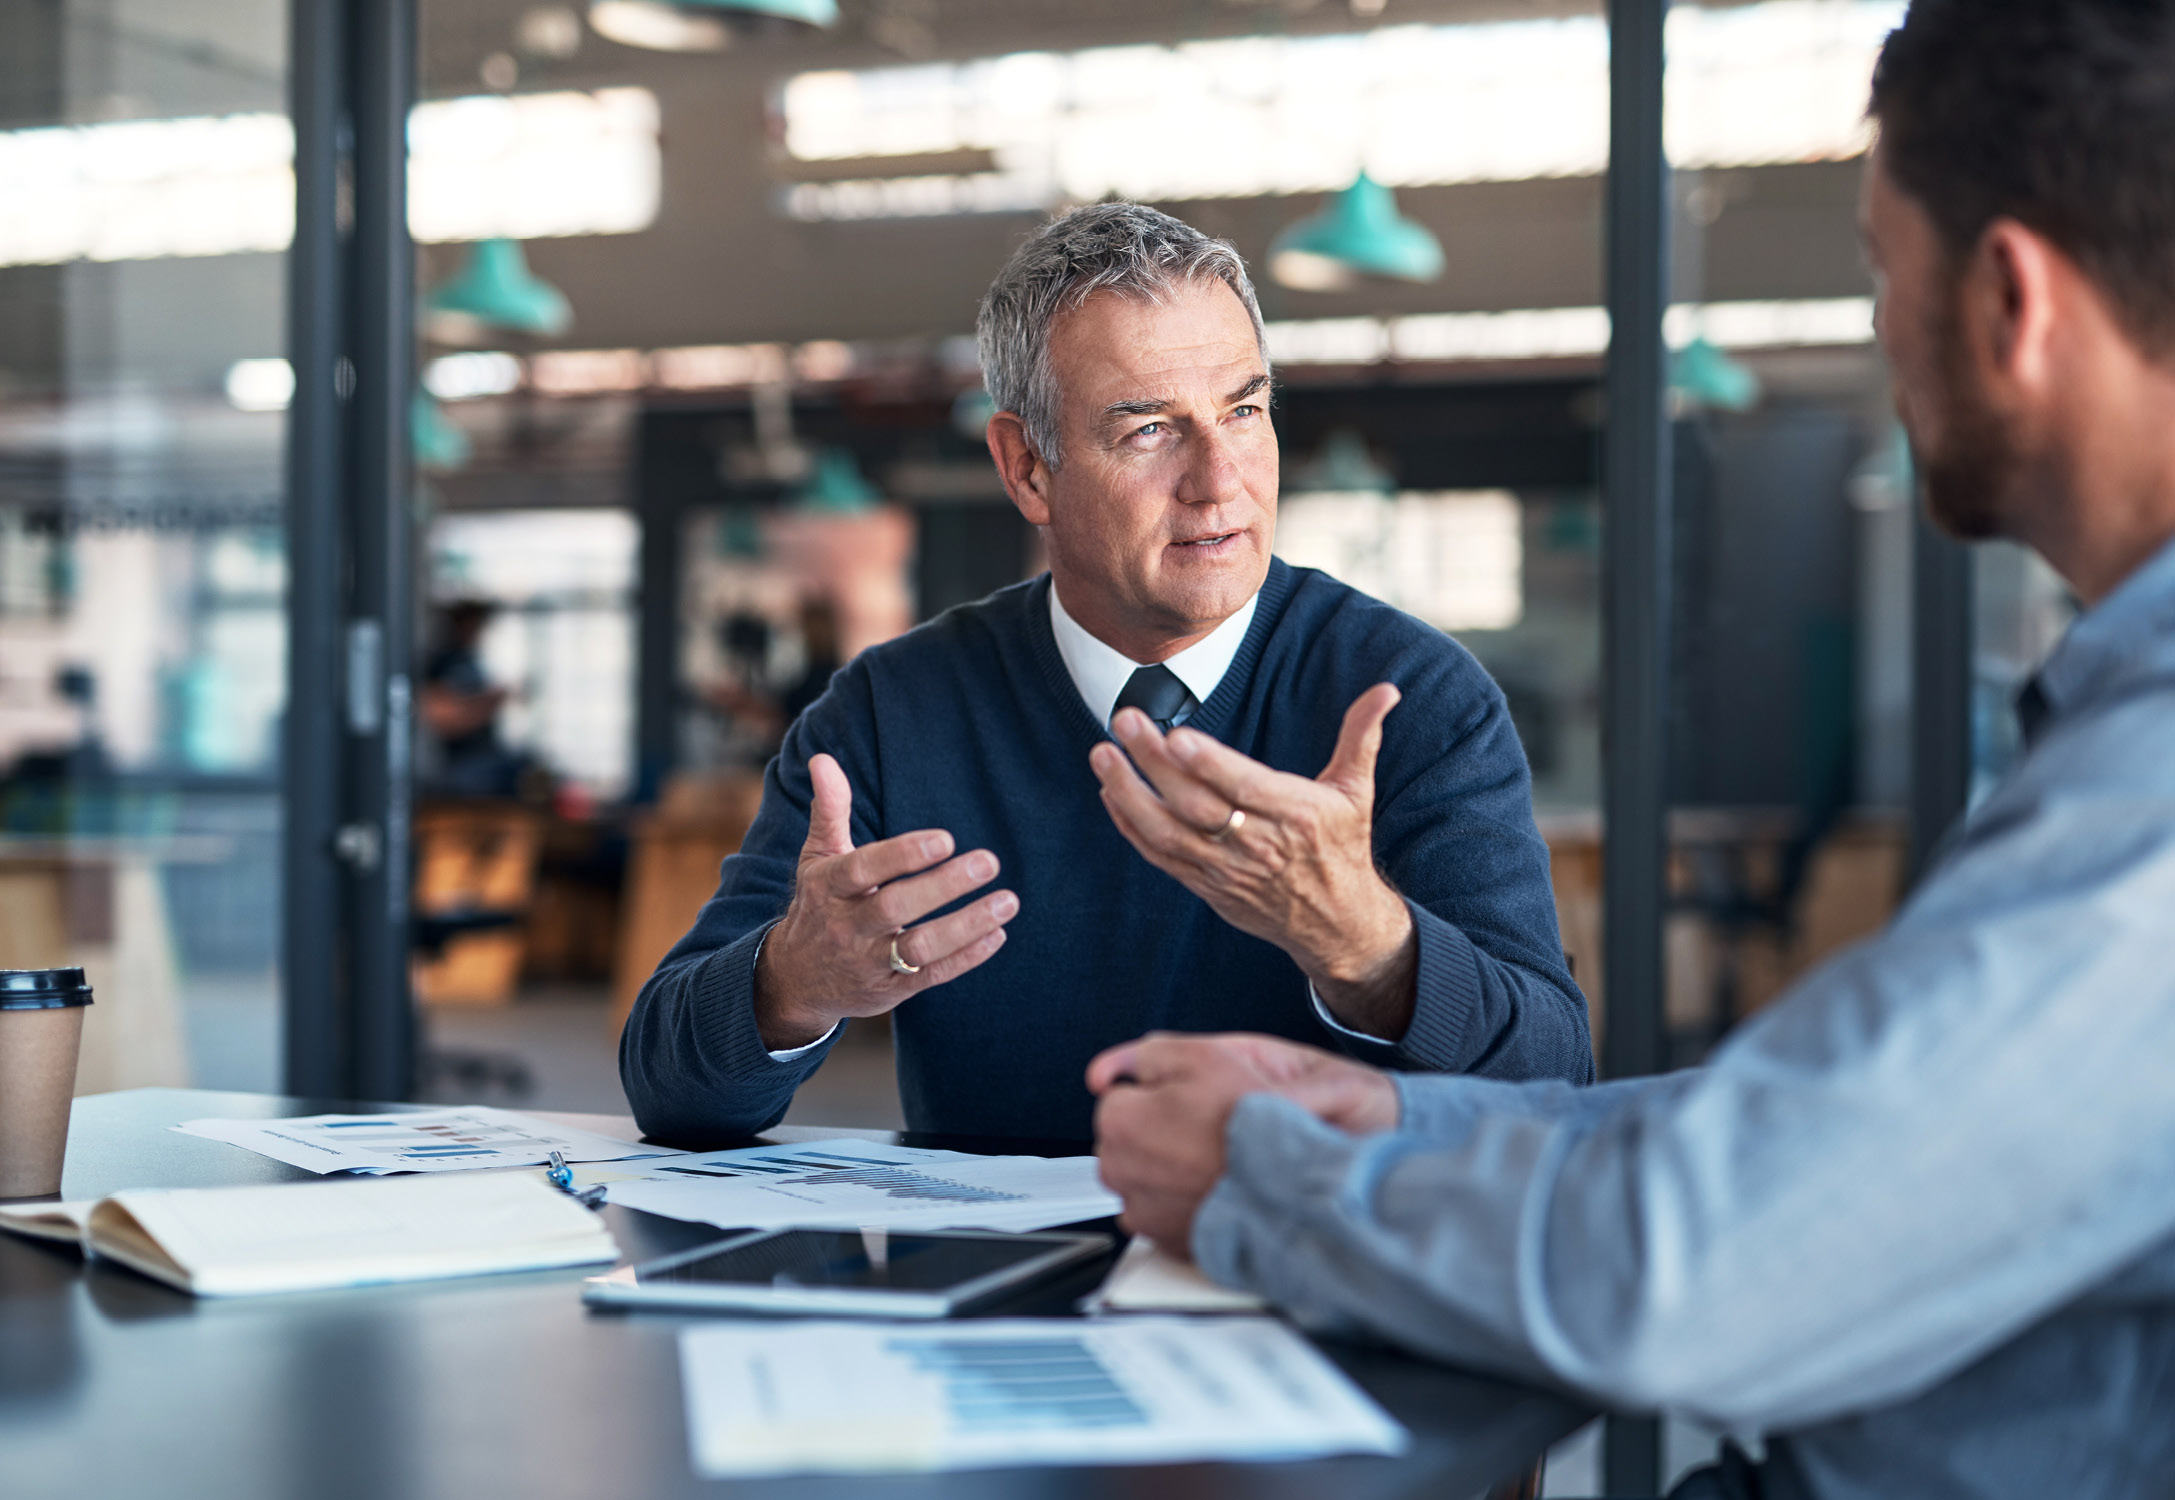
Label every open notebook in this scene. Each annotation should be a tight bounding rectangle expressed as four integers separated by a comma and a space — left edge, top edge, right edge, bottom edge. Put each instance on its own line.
0, 1171, 617, 1296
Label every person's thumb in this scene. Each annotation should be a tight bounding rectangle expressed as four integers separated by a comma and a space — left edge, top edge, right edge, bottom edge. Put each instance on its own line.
1320, 683, 1400, 796
802, 753, 856, 860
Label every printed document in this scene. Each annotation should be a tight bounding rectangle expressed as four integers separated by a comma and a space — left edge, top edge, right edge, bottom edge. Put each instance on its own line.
174, 1107, 678, 1175
678, 1315, 1408, 1476
1081, 1235, 1270, 1314
600, 1137, 1118, 1233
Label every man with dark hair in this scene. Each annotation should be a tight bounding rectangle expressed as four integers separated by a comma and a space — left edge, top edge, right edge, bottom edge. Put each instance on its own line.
621, 202, 1592, 1144
1090, 4, 2175, 1495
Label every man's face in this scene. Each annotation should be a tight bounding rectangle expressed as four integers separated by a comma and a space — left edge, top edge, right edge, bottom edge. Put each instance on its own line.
1862, 146, 2017, 541
1029, 278, 1277, 649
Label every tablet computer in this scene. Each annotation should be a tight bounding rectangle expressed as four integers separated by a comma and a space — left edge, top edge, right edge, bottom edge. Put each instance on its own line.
581, 1227, 1110, 1319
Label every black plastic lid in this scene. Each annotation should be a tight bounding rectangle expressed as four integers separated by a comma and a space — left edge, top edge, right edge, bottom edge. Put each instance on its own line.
0, 968, 94, 1010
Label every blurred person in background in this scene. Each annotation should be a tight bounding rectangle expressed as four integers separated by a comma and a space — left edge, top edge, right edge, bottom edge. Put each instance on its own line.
702, 597, 847, 758
777, 596, 844, 725
621, 203, 1593, 1144
419, 600, 529, 799
1090, 4, 2175, 1496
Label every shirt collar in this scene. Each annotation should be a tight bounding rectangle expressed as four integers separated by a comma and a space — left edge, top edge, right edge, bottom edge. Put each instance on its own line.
1047, 582, 1260, 730
2032, 531, 2175, 725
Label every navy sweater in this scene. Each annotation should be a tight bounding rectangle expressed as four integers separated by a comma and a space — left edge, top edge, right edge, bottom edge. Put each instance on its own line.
621, 559, 1592, 1144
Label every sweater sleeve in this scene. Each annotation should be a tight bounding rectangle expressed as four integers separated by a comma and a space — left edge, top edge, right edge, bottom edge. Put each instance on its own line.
617, 665, 883, 1143
1320, 637, 1593, 1084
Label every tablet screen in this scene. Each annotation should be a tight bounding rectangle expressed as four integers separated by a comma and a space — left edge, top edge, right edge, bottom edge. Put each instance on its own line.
645, 1229, 1068, 1293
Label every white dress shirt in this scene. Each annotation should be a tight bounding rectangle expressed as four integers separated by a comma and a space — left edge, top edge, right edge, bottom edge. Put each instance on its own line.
1047, 582, 1257, 729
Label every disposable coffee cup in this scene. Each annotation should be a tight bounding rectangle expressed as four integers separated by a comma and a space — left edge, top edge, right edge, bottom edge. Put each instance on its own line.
0, 968, 94, 1199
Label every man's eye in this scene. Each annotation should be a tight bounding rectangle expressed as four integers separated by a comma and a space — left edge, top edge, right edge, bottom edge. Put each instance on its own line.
1135, 422, 1163, 437
1232, 405, 1260, 419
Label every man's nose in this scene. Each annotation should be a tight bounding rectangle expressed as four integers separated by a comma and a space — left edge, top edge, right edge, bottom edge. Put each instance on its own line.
1177, 423, 1255, 508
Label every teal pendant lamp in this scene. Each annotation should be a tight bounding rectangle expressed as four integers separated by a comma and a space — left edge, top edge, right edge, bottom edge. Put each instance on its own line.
1671, 335, 1762, 413
588, 0, 836, 52
951, 386, 996, 442
412, 389, 472, 472
1287, 428, 1395, 495
686, 0, 838, 21
1270, 174, 1445, 293
793, 447, 880, 515
426, 239, 572, 340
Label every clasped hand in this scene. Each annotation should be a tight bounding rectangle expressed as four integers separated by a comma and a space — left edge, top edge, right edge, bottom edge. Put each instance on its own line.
1087, 682, 1417, 1038
754, 753, 1019, 1051
1088, 1032, 1400, 1255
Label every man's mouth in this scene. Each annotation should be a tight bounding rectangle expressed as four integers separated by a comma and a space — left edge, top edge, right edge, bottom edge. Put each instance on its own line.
1171, 531, 1241, 549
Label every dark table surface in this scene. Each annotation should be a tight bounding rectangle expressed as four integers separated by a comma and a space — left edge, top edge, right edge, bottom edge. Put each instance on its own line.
0, 1088, 1593, 1500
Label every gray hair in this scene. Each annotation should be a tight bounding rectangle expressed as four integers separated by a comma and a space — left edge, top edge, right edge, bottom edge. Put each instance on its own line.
976, 202, 1269, 470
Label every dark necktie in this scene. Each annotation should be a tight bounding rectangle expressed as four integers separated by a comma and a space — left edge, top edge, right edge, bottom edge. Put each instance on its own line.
1113, 663, 1197, 732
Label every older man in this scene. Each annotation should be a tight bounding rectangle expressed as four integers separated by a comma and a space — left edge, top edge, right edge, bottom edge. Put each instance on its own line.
621, 204, 1591, 1142
1092, 3, 2175, 1495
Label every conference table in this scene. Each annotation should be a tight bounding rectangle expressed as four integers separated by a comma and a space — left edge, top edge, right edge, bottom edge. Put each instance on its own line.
0, 1088, 1595, 1499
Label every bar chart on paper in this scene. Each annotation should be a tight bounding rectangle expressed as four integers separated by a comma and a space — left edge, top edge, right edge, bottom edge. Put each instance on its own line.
172, 1108, 678, 1174
897, 1335, 1147, 1432
604, 1139, 1119, 1233
678, 1317, 1408, 1476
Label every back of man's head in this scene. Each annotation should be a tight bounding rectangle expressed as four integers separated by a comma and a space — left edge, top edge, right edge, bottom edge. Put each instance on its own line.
976, 202, 1267, 469
1872, 0, 2175, 359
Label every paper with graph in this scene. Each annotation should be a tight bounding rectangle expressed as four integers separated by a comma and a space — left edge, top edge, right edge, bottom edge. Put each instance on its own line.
678, 1316, 1408, 1476
601, 1138, 1119, 1233
173, 1107, 678, 1175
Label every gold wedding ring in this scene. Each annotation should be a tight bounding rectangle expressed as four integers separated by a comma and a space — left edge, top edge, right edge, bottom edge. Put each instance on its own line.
1205, 807, 1246, 843
888, 935, 922, 976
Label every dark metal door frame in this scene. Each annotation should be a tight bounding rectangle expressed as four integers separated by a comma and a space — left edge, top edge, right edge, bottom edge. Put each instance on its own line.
284, 0, 417, 1101
1601, 0, 1672, 1489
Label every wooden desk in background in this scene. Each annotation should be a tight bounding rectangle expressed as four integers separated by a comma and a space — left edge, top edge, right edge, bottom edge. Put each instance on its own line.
611, 771, 766, 1027
1540, 807, 1905, 1061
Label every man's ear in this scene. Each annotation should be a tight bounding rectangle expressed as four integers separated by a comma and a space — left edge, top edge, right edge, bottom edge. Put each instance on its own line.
987, 411, 1053, 527
1974, 217, 2062, 397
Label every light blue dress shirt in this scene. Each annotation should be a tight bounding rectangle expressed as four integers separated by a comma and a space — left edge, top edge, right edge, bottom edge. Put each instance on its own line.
1193, 536, 2175, 1498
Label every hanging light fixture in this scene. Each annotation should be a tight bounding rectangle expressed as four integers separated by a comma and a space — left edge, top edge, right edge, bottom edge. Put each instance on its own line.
426, 239, 572, 342
1286, 428, 1395, 495
695, 0, 837, 21
412, 389, 473, 472
1269, 174, 1445, 293
950, 386, 996, 442
1670, 335, 1762, 414
792, 447, 881, 515
587, 0, 836, 53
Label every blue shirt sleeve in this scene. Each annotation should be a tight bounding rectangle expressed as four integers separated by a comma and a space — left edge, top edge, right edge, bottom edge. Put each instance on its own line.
1194, 724, 2175, 1434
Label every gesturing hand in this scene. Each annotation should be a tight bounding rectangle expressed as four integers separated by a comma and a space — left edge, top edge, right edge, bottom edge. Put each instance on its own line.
1087, 1032, 1400, 1256
1088, 683, 1419, 1040
754, 753, 1019, 1050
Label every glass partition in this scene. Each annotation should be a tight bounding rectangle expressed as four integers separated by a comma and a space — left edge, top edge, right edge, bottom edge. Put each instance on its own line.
0, 1, 288, 1091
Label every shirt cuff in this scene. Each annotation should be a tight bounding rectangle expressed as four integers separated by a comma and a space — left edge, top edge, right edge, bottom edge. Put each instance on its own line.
1308, 980, 1397, 1046
749, 923, 841, 1062
1192, 1093, 1366, 1292
766, 1023, 839, 1062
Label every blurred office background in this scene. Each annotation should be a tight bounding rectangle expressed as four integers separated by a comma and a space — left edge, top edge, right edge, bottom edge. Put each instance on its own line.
0, 0, 2075, 1111
0, 4, 2069, 1171
0, 0, 2071, 1485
